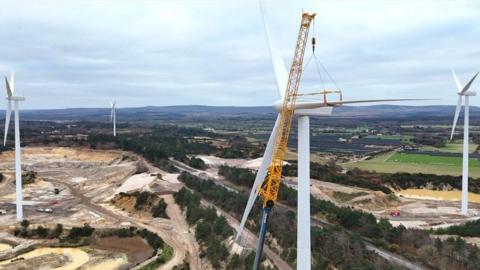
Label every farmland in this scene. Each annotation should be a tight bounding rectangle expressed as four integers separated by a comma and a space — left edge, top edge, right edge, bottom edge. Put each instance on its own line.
419, 140, 479, 153
364, 134, 413, 142
343, 151, 480, 178
387, 152, 480, 167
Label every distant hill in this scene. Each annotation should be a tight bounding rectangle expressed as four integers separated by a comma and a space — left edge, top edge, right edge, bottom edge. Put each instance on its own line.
10, 104, 480, 122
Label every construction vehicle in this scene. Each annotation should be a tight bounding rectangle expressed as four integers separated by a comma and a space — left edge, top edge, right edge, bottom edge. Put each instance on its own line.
253, 11, 316, 270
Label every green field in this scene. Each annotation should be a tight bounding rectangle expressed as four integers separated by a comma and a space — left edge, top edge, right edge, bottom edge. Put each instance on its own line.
342, 151, 480, 178
364, 134, 413, 142
419, 140, 478, 154
387, 152, 480, 167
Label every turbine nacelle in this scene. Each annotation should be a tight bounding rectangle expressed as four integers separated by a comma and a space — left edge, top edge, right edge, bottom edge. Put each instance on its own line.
458, 91, 476, 96
272, 99, 336, 112
6, 96, 26, 101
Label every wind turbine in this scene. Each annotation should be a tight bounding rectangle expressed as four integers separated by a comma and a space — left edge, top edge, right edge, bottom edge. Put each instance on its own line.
110, 101, 116, 137
236, 4, 429, 270
3, 72, 26, 221
450, 69, 478, 215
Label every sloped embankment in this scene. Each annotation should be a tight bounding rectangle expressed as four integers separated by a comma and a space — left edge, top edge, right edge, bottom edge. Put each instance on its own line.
111, 191, 168, 219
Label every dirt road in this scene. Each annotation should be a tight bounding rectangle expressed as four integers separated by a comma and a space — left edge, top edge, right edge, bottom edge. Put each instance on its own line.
365, 243, 426, 270
46, 178, 191, 270
200, 199, 293, 270
163, 194, 201, 269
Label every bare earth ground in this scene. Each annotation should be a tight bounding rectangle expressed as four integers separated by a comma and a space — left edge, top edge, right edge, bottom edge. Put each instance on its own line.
90, 236, 153, 265
0, 147, 201, 270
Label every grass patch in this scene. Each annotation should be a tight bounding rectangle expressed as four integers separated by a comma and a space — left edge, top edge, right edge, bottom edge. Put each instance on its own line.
365, 134, 412, 142
138, 245, 174, 270
419, 140, 478, 154
342, 151, 480, 178
386, 152, 480, 167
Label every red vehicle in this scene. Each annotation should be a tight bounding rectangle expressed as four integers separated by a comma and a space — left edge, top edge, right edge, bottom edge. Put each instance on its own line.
50, 200, 58, 205
390, 210, 401, 217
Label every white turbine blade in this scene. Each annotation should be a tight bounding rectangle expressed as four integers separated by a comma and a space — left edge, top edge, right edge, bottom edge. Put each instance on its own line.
451, 68, 463, 93
3, 101, 11, 146
290, 98, 433, 110
235, 113, 280, 241
450, 95, 462, 140
4, 77, 12, 98
110, 106, 114, 122
9, 72, 14, 95
460, 72, 479, 94
329, 98, 433, 105
260, 1, 288, 99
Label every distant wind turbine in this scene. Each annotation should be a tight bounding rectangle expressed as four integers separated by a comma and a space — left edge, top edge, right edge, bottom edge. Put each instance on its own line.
110, 101, 116, 137
450, 69, 478, 215
3, 72, 26, 221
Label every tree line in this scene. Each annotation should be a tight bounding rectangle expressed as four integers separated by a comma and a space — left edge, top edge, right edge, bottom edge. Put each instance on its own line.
174, 187, 273, 269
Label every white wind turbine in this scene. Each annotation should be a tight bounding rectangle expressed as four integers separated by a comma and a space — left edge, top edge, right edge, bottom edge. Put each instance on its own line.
3, 72, 26, 221
110, 101, 116, 137
236, 4, 428, 270
450, 69, 478, 215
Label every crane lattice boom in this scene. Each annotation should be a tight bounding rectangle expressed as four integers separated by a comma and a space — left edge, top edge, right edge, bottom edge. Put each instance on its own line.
259, 12, 316, 207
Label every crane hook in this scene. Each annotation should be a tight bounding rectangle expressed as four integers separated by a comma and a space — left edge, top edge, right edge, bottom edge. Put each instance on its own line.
312, 37, 316, 54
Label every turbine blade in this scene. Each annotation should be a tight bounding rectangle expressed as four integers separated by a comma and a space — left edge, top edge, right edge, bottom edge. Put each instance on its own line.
10, 72, 14, 95
3, 101, 11, 146
235, 113, 280, 242
450, 95, 462, 140
291, 98, 435, 110
329, 98, 434, 105
460, 72, 479, 94
451, 68, 463, 93
4, 77, 12, 98
260, 1, 288, 99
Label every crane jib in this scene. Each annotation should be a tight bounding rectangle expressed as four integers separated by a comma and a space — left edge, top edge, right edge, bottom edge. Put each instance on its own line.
253, 11, 315, 270
259, 12, 315, 207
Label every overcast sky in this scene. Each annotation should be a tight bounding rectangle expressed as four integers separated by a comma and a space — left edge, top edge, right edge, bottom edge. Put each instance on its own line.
0, 0, 479, 109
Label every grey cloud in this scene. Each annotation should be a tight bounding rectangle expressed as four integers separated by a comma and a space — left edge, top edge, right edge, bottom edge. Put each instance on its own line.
0, 1, 478, 109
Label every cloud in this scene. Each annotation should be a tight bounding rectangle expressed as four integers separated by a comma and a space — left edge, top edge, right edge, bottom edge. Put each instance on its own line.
0, 0, 479, 109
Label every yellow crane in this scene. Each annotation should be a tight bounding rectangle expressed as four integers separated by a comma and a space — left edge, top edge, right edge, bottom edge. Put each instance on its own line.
253, 11, 316, 270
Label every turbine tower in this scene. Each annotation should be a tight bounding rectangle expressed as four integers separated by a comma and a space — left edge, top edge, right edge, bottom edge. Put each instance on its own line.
450, 69, 478, 215
110, 101, 116, 137
3, 72, 26, 221
236, 4, 429, 269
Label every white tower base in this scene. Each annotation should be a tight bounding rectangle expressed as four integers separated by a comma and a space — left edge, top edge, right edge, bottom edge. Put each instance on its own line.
461, 96, 469, 215
297, 115, 311, 270
113, 109, 116, 137
14, 100, 23, 221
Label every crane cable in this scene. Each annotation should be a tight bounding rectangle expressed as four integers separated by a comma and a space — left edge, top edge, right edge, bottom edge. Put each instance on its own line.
302, 19, 342, 94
